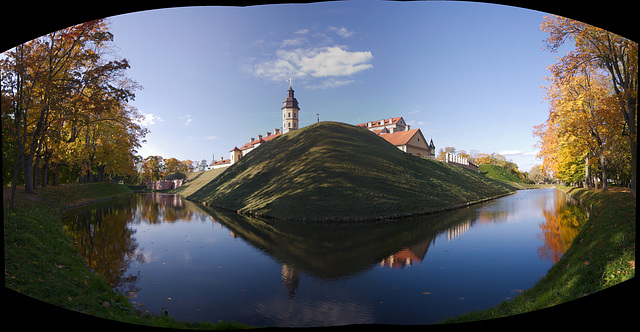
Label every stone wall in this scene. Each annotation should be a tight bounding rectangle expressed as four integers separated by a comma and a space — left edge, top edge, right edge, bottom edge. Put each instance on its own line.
444, 152, 479, 172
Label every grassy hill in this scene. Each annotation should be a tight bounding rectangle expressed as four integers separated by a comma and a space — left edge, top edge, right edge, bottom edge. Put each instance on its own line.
171, 168, 227, 197
479, 164, 525, 183
187, 121, 518, 221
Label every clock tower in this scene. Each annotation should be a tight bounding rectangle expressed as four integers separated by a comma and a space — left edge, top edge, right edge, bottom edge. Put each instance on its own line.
281, 79, 300, 134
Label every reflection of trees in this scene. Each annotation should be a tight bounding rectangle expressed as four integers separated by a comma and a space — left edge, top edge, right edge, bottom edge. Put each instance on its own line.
61, 193, 210, 294
131, 193, 203, 224
537, 190, 588, 263
62, 197, 141, 291
475, 209, 510, 225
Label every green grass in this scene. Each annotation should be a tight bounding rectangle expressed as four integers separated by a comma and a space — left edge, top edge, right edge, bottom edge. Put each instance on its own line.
442, 186, 635, 323
4, 182, 251, 329
479, 164, 524, 183
171, 167, 228, 197
187, 121, 519, 221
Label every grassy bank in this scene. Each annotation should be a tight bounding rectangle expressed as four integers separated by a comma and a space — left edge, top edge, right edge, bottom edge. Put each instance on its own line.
172, 167, 227, 197
3, 182, 251, 329
442, 186, 635, 324
188, 121, 518, 221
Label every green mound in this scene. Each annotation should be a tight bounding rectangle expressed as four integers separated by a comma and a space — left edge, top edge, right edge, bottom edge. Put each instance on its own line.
171, 167, 227, 197
479, 164, 525, 183
187, 121, 517, 221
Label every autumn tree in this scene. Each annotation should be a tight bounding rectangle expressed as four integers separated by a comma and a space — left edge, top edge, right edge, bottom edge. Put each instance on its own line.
528, 165, 552, 184
541, 15, 637, 196
143, 156, 165, 182
1, 19, 145, 206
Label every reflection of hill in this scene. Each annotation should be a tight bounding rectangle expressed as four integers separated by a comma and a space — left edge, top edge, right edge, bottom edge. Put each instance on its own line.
201, 204, 477, 279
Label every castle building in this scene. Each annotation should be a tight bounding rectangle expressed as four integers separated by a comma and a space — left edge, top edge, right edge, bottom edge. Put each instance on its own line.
211, 86, 438, 170
281, 80, 300, 134
357, 117, 436, 159
212, 84, 297, 169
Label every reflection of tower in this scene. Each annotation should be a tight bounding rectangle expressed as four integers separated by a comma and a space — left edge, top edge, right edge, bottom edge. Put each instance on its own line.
281, 263, 300, 299
281, 79, 300, 134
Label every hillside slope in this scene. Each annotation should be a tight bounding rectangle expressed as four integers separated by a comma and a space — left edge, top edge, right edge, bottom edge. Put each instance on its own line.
187, 121, 517, 221
479, 164, 525, 183
171, 168, 227, 197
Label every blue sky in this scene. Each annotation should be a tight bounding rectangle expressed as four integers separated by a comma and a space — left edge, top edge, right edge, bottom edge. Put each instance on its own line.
106, 1, 570, 172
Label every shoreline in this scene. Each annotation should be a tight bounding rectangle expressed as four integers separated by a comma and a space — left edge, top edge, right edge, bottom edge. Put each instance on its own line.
4, 182, 250, 330
187, 190, 517, 223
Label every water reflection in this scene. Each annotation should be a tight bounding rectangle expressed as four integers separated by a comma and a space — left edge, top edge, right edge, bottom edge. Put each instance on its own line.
60, 189, 587, 326
199, 204, 480, 280
537, 190, 588, 263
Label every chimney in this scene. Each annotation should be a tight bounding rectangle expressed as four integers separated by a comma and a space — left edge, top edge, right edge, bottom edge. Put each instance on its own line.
251, 137, 255, 142
407, 125, 410, 130
267, 132, 271, 136
258, 134, 263, 140
275, 128, 280, 134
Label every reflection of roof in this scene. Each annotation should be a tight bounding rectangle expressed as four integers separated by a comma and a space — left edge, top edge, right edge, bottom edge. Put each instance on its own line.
380, 128, 420, 146
381, 248, 422, 269
239, 132, 281, 151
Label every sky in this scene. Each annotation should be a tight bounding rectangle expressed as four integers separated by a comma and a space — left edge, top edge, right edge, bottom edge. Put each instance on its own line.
104, 0, 573, 172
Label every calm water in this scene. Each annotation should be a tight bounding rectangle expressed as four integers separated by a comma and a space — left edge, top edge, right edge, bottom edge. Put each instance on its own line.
61, 188, 586, 327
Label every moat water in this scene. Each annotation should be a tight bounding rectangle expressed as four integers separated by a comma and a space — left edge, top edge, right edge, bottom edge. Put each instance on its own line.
61, 188, 586, 327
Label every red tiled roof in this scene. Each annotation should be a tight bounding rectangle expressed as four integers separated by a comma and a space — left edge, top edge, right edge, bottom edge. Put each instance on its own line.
239, 132, 281, 151
211, 159, 231, 166
356, 116, 403, 128
380, 128, 420, 146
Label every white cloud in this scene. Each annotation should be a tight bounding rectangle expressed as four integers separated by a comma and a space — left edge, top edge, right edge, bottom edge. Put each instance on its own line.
254, 46, 373, 83
306, 78, 355, 90
499, 150, 524, 156
135, 113, 163, 127
499, 150, 537, 157
329, 26, 355, 38
204, 136, 218, 140
281, 37, 306, 47
295, 29, 309, 34
179, 115, 192, 126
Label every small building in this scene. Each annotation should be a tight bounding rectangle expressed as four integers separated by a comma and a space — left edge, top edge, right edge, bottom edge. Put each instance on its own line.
146, 179, 184, 190
380, 128, 435, 158
211, 157, 232, 169
357, 116, 436, 159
